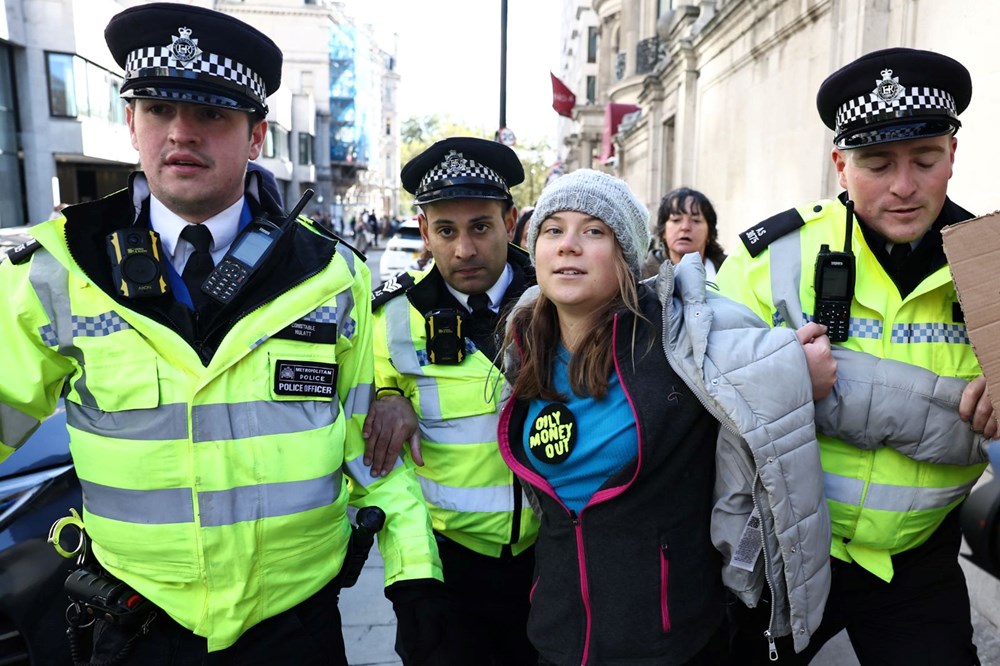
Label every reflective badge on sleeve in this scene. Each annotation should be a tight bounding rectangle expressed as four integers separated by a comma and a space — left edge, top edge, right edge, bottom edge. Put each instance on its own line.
274, 360, 338, 397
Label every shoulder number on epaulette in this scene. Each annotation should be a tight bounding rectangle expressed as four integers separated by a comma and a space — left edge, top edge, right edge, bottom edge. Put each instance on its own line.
6, 239, 42, 265
372, 272, 416, 310
737, 209, 806, 258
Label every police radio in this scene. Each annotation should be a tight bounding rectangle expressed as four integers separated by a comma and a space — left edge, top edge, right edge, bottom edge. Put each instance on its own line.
812, 199, 856, 342
106, 228, 170, 299
202, 189, 314, 304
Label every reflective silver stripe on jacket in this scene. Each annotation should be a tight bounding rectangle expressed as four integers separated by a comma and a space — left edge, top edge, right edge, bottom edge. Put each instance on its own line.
192, 400, 338, 442
767, 232, 806, 329
68, 400, 339, 443
67, 402, 189, 441
823, 471, 973, 511
822, 472, 865, 506
80, 479, 195, 524
420, 413, 498, 445
384, 297, 422, 375
417, 476, 515, 513
862, 478, 976, 512
81, 471, 344, 526
28, 250, 94, 405
344, 455, 403, 488
1, 403, 42, 450
335, 241, 356, 277
198, 473, 343, 527
343, 383, 374, 420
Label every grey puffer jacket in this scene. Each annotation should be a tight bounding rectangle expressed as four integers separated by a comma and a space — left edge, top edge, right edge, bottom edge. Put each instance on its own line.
653, 255, 830, 656
660, 253, 988, 658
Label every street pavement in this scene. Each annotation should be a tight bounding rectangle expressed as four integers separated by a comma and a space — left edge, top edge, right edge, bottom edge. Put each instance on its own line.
351, 246, 1000, 666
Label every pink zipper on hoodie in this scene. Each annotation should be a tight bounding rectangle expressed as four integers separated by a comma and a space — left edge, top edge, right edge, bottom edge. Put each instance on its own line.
497, 313, 645, 665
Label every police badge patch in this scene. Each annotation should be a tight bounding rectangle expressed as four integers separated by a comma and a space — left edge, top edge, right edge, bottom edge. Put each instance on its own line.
873, 68, 903, 103
273, 360, 338, 397
169, 27, 202, 65
443, 151, 469, 175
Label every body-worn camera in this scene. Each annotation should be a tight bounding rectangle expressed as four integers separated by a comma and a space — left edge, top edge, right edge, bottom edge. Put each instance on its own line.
424, 308, 466, 365
106, 229, 169, 299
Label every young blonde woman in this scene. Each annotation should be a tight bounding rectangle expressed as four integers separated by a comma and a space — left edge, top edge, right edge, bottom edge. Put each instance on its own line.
497, 169, 832, 665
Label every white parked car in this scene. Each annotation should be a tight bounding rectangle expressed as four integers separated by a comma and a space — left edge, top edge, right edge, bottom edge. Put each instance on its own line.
378, 219, 426, 282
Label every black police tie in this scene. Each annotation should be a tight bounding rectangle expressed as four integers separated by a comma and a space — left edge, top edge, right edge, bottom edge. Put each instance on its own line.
180, 224, 214, 309
467, 293, 497, 361
889, 242, 911, 274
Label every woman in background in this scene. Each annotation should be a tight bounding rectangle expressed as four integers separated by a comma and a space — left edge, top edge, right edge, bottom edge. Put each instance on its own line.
642, 187, 727, 279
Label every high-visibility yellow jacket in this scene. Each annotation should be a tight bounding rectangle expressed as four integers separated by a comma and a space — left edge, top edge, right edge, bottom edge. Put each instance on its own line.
716, 196, 985, 582
0, 185, 440, 651
372, 255, 538, 558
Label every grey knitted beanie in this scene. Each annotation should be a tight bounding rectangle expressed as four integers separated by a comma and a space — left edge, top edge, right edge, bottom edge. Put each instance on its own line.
526, 169, 650, 280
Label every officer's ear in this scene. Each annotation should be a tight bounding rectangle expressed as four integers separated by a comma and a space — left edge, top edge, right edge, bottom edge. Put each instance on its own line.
831, 147, 849, 190
417, 207, 431, 246
503, 203, 518, 237
248, 117, 267, 161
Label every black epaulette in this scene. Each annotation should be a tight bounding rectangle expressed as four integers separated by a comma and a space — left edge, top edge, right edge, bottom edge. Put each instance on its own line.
737, 208, 806, 258
372, 272, 416, 310
6, 239, 42, 265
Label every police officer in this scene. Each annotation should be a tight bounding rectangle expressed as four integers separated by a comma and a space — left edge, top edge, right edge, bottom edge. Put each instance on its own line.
365, 137, 540, 664
0, 4, 443, 664
717, 48, 995, 664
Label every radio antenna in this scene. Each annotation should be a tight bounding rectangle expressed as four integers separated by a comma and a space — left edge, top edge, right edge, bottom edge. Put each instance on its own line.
844, 199, 855, 254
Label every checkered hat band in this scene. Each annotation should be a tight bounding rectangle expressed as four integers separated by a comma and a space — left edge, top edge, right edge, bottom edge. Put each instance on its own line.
418, 157, 508, 195
836, 87, 956, 132
125, 46, 266, 105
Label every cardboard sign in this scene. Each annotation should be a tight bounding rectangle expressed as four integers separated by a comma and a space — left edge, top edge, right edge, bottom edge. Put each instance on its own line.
942, 211, 1000, 417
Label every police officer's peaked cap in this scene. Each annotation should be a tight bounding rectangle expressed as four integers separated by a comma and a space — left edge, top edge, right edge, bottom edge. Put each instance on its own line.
105, 2, 282, 117
817, 47, 971, 149
401, 137, 524, 206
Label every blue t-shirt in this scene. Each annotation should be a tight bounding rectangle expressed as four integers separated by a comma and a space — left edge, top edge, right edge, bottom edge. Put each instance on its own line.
522, 346, 638, 513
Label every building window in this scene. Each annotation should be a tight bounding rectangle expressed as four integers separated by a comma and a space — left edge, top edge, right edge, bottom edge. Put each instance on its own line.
298, 133, 314, 166
587, 27, 599, 63
1, 44, 26, 228
46, 52, 124, 123
615, 52, 626, 81
586, 76, 596, 105
264, 124, 290, 160
385, 121, 391, 136
47, 53, 77, 117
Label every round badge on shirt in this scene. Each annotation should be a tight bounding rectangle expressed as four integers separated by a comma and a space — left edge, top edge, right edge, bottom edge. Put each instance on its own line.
527, 403, 577, 464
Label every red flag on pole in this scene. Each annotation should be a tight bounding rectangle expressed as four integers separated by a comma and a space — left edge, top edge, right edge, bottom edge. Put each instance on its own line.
551, 72, 576, 118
